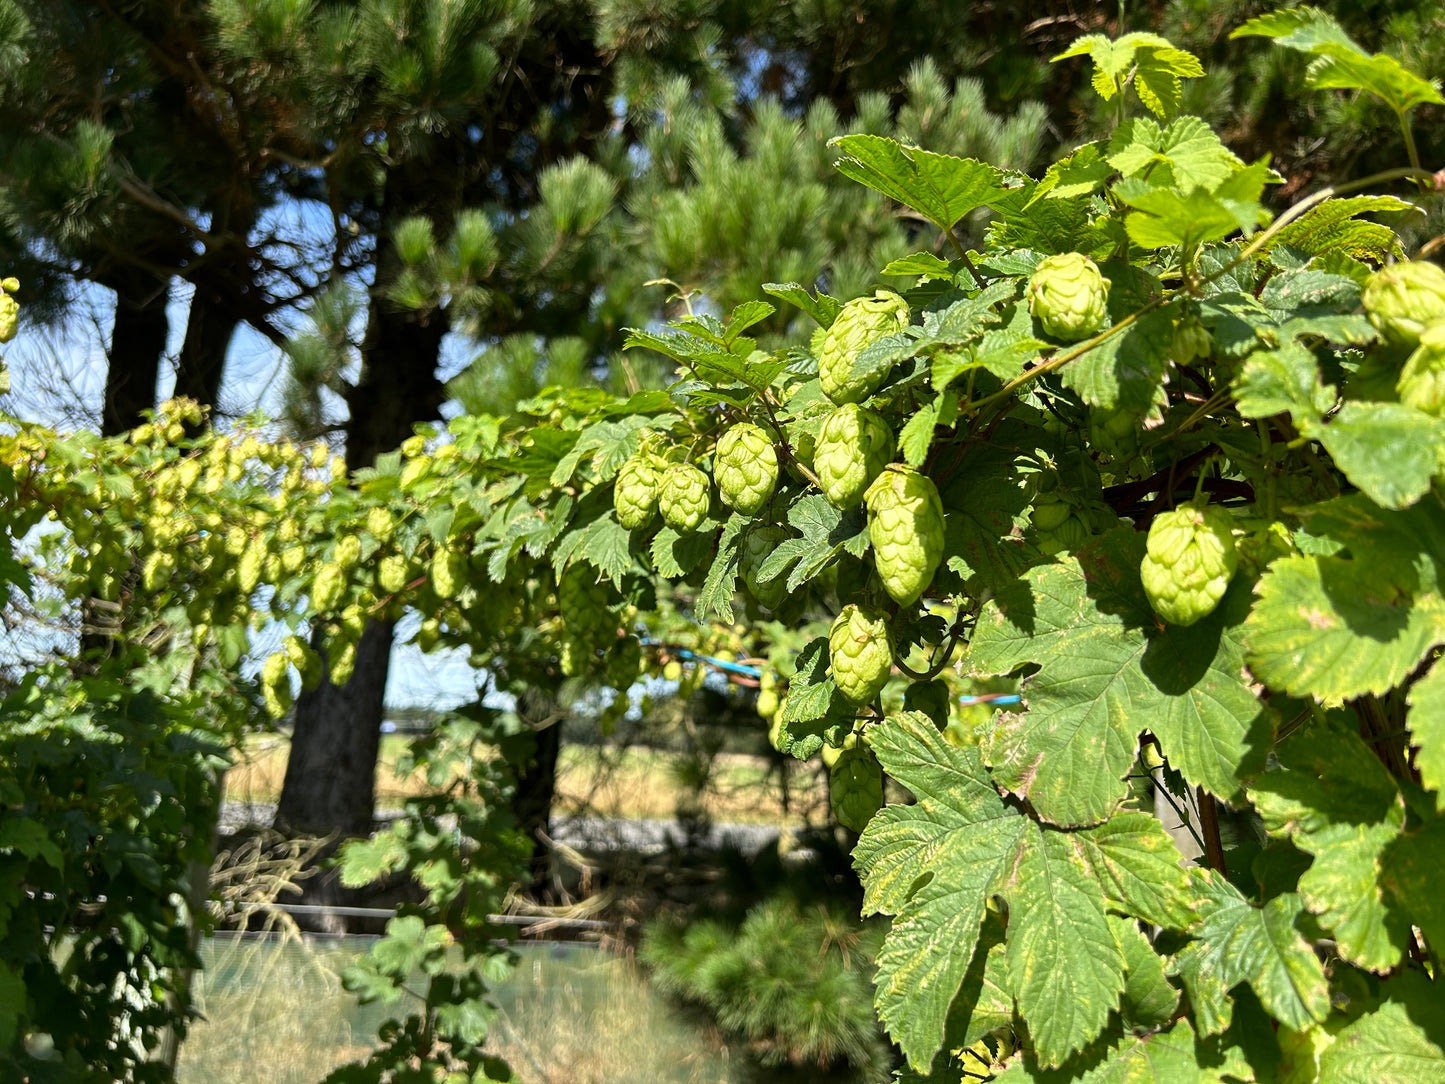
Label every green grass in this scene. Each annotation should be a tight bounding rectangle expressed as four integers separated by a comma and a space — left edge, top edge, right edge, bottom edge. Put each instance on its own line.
177, 935, 739, 1084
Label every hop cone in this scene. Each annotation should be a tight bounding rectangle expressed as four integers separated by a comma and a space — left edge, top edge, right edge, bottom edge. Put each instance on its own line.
1140, 501, 1238, 627
828, 604, 894, 705
903, 681, 951, 731
829, 739, 884, 832
815, 404, 895, 509
606, 635, 643, 689
1088, 407, 1141, 462
714, 423, 778, 515
614, 454, 661, 529
1363, 261, 1445, 349
740, 525, 792, 610
865, 466, 945, 606
559, 563, 613, 635
818, 290, 911, 405
1398, 322, 1445, 416
659, 464, 711, 532
1027, 253, 1110, 342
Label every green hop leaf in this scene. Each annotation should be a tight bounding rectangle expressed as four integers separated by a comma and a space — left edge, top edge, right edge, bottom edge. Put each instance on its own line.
866, 465, 946, 606
1397, 322, 1445, 416
558, 562, 615, 635
739, 524, 792, 610
713, 423, 778, 515
1027, 252, 1111, 342
830, 740, 884, 832
818, 289, 911, 404
614, 453, 661, 530
815, 403, 896, 509
658, 463, 711, 532
828, 604, 895, 705
1362, 260, 1445, 348
1140, 501, 1238, 627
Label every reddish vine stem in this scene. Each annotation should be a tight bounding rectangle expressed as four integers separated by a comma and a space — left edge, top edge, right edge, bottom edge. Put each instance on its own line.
1196, 788, 1227, 874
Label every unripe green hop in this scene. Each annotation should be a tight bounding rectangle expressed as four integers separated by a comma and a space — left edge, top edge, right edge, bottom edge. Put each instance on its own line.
1363, 261, 1445, 349
1171, 316, 1213, 364
818, 290, 911, 405
366, 505, 395, 541
828, 604, 894, 705
0, 291, 17, 344
658, 463, 711, 532
1088, 407, 1141, 462
558, 563, 614, 635
312, 563, 346, 612
756, 687, 779, 718
1140, 501, 1239, 627
714, 423, 778, 515
142, 551, 176, 592
815, 404, 895, 509
377, 554, 410, 594
614, 454, 662, 529
740, 525, 792, 610
606, 635, 643, 689
903, 680, 952, 730
1397, 322, 1445, 416
865, 466, 945, 606
261, 651, 292, 717
431, 547, 465, 600
1027, 253, 1110, 342
329, 640, 357, 685
829, 738, 884, 833
334, 534, 362, 572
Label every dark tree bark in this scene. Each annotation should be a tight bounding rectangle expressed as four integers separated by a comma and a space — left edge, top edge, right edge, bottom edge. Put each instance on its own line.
173, 269, 242, 413
513, 692, 564, 898
275, 618, 397, 838
99, 275, 171, 437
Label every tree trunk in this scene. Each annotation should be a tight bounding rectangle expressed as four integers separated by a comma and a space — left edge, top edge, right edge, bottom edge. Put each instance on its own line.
173, 269, 240, 413
100, 275, 171, 436
275, 618, 396, 838
512, 694, 564, 899
277, 159, 449, 842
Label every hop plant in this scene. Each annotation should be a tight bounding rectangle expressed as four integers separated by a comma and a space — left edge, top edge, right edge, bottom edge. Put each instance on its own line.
865, 466, 946, 606
1397, 322, 1445, 416
312, 563, 346, 613
815, 404, 895, 509
903, 680, 951, 730
817, 290, 911, 404
606, 636, 643, 689
558, 563, 614, 635
740, 525, 792, 610
1362, 260, 1445, 348
614, 453, 662, 529
430, 546, 465, 600
714, 423, 778, 515
828, 604, 894, 705
827, 734, 884, 832
659, 463, 711, 532
1140, 501, 1239, 627
0, 277, 19, 345
1171, 315, 1213, 363
1088, 407, 1141, 463
377, 554, 410, 595
1027, 253, 1110, 342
